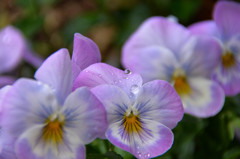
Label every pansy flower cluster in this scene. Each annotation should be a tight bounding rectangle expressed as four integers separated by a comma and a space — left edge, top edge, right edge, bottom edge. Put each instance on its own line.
0, 1, 239, 159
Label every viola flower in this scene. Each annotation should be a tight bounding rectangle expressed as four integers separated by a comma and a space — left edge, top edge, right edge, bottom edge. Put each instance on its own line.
122, 17, 225, 118
74, 63, 183, 158
1, 49, 107, 159
0, 26, 43, 87
189, 1, 240, 96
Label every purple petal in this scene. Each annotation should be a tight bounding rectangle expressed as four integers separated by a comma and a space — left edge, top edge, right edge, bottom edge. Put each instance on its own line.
106, 121, 173, 158
2, 78, 59, 139
181, 36, 222, 78
35, 48, 72, 104
62, 87, 107, 142
136, 80, 183, 129
122, 45, 178, 83
122, 16, 191, 63
73, 63, 143, 98
214, 1, 240, 40
188, 20, 220, 38
183, 77, 224, 118
72, 33, 101, 80
0, 26, 25, 73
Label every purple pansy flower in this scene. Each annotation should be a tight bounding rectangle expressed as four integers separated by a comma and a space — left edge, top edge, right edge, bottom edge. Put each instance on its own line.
0, 26, 43, 87
1, 48, 107, 159
122, 17, 225, 118
74, 63, 184, 158
189, 1, 240, 96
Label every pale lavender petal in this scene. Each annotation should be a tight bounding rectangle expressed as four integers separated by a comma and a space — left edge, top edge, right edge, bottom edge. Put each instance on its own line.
214, 1, 240, 40
35, 48, 72, 104
122, 16, 191, 63
106, 121, 173, 159
2, 78, 59, 139
0, 127, 17, 159
73, 63, 143, 97
180, 36, 222, 78
72, 33, 101, 80
136, 80, 183, 129
122, 46, 178, 83
188, 20, 220, 38
0, 85, 11, 120
183, 77, 224, 118
91, 85, 131, 125
0, 76, 15, 88
0, 26, 25, 73
213, 63, 240, 96
62, 87, 107, 142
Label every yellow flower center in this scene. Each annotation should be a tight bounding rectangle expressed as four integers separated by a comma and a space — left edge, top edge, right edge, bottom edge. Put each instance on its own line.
172, 68, 191, 96
42, 114, 65, 144
222, 51, 235, 68
123, 111, 142, 134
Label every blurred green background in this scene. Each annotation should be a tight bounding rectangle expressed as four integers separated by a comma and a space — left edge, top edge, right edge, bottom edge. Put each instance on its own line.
1, 0, 240, 158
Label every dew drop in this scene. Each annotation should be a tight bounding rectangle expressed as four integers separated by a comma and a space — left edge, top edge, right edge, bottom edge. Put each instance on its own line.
131, 84, 139, 95
118, 80, 122, 83
124, 69, 131, 74
85, 70, 89, 73
98, 74, 102, 77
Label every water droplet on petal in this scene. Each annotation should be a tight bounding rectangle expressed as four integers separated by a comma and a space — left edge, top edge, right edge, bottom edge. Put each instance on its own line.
85, 70, 88, 73
98, 74, 102, 77
124, 69, 132, 74
131, 84, 139, 95
118, 80, 122, 83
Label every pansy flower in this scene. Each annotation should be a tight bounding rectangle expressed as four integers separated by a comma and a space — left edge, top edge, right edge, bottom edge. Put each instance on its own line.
74, 63, 184, 158
122, 17, 225, 118
0, 26, 43, 87
189, 1, 240, 96
1, 48, 107, 159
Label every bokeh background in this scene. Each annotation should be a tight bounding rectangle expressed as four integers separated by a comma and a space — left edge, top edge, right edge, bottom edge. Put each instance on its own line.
1, 0, 240, 158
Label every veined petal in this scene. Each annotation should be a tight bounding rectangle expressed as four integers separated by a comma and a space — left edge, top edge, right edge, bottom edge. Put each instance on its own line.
188, 20, 220, 38
72, 33, 101, 81
214, 1, 240, 40
182, 77, 224, 118
0, 26, 25, 73
106, 120, 173, 159
136, 80, 183, 129
35, 49, 73, 104
16, 124, 82, 159
122, 16, 191, 61
91, 85, 132, 124
213, 62, 240, 96
2, 78, 59, 139
73, 63, 143, 98
122, 46, 178, 83
180, 36, 222, 78
62, 87, 107, 142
